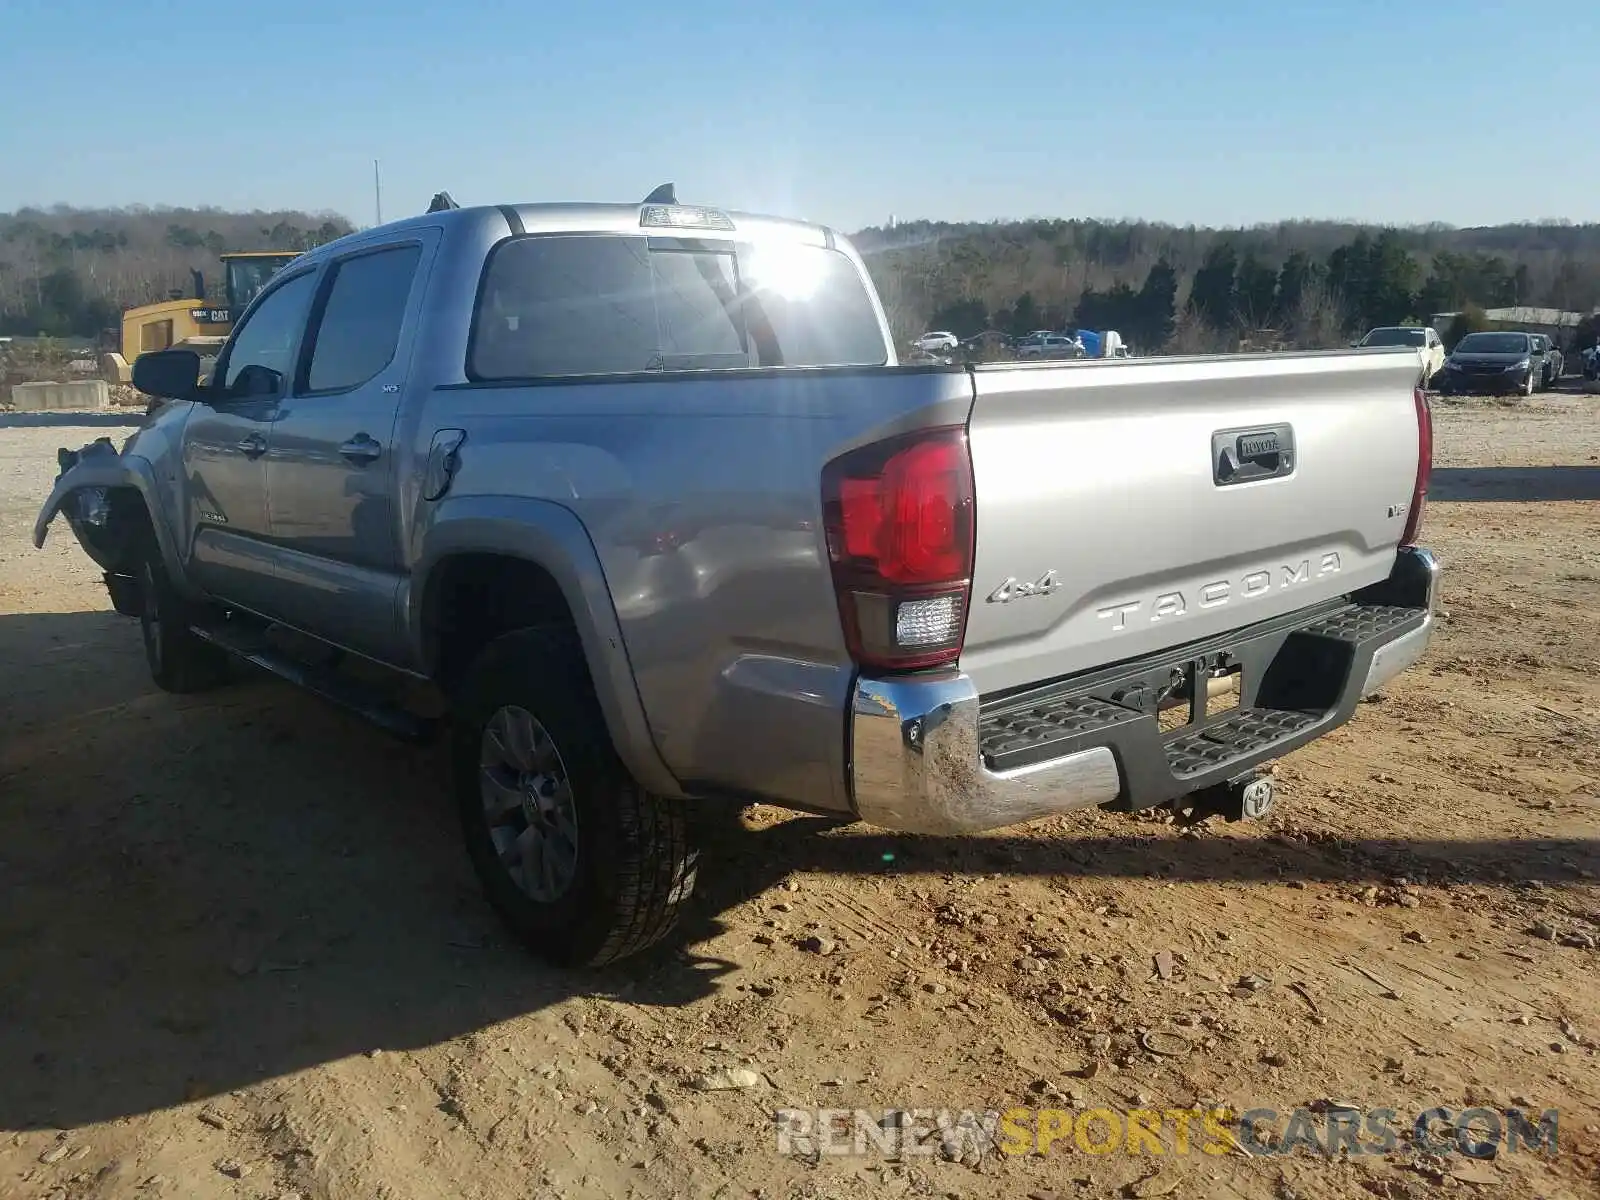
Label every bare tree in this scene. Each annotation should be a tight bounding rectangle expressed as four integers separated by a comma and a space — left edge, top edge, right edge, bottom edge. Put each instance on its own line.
1165, 305, 1234, 355
0, 205, 353, 335
1284, 279, 1347, 350
866, 264, 923, 348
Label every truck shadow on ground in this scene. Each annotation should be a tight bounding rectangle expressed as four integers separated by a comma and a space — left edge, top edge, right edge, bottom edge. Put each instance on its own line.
1, 609, 1594, 1133
1432, 465, 1600, 502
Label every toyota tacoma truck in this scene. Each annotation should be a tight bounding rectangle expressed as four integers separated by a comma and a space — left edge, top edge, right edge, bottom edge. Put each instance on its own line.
33, 187, 1440, 967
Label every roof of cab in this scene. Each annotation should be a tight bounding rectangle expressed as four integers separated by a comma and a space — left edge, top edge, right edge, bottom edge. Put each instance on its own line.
305, 197, 837, 261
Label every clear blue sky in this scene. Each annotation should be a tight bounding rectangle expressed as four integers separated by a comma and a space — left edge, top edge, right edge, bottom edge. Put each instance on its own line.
3, 0, 1595, 231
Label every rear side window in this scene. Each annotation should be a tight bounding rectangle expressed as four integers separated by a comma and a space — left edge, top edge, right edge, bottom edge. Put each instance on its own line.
469, 235, 886, 380
304, 244, 422, 393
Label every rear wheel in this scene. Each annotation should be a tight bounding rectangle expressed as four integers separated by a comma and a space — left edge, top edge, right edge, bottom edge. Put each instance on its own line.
137, 547, 231, 693
451, 627, 698, 967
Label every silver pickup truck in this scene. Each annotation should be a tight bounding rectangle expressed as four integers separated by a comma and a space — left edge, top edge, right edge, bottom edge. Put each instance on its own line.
34, 188, 1440, 967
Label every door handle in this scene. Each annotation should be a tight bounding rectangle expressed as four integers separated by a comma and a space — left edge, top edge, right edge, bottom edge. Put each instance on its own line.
339, 434, 382, 466
1212, 424, 1295, 486
236, 432, 267, 459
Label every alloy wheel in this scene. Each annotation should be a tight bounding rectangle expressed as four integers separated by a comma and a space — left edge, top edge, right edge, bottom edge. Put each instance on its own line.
478, 705, 580, 903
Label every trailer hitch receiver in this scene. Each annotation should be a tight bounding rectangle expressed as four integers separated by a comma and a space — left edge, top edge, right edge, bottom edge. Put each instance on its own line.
1178, 772, 1277, 824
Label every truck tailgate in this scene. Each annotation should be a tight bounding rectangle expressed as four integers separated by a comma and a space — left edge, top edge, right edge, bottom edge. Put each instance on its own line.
961, 349, 1424, 696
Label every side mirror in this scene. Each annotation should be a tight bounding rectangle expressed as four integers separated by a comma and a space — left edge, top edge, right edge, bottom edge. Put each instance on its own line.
131, 349, 202, 402
1349, 340, 1362, 348
230, 363, 283, 398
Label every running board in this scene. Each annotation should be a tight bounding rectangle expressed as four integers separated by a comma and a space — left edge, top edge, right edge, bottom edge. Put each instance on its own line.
189, 621, 436, 743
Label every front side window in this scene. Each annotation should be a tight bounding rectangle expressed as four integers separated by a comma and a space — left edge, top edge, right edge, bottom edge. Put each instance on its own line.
219, 271, 318, 399
470, 235, 886, 380
304, 245, 422, 392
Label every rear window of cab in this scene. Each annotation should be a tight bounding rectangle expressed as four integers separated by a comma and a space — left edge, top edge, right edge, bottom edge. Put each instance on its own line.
468, 235, 888, 380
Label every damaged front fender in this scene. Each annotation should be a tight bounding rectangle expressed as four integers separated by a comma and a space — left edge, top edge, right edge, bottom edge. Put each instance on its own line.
33, 438, 186, 594
33, 437, 135, 555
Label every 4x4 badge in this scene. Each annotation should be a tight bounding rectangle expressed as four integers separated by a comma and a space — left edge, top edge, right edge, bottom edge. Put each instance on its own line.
987, 569, 1060, 604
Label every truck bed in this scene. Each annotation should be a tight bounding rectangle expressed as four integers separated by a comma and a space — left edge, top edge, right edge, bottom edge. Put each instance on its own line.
960, 349, 1426, 696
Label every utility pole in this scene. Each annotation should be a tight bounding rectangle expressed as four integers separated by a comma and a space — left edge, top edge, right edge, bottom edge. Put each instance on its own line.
374, 159, 383, 226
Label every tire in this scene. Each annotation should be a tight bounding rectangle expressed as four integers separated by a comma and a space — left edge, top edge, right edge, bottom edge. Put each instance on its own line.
136, 545, 231, 693
451, 627, 698, 968
1522, 370, 1536, 397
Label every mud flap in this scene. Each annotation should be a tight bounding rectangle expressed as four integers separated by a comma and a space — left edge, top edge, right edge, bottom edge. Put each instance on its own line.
103, 571, 144, 617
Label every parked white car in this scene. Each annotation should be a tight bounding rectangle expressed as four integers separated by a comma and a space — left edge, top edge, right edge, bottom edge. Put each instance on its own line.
912, 331, 959, 353
1358, 326, 1445, 385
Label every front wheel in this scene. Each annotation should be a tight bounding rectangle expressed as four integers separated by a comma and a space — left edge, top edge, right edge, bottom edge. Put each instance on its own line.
451, 627, 698, 967
137, 549, 231, 693
1523, 370, 1536, 397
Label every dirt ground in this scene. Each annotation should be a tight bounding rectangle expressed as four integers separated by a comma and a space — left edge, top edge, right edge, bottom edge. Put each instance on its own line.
1, 395, 1597, 1200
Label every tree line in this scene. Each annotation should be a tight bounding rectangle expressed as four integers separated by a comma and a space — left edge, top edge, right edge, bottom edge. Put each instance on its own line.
0, 206, 354, 338
7, 204, 1599, 355
860, 217, 1600, 354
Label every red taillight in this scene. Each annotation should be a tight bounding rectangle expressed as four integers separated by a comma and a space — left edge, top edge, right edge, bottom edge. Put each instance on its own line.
1401, 386, 1432, 547
821, 427, 975, 671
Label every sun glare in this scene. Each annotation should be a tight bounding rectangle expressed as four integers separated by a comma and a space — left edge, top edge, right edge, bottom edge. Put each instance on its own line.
744, 244, 825, 300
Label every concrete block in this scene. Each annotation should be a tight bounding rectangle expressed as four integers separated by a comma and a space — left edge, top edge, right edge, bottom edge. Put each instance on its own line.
10, 380, 110, 411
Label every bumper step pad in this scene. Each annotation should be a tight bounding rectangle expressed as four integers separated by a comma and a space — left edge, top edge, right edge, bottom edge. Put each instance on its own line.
974, 599, 1428, 806
980, 694, 1142, 773
1165, 707, 1319, 777
1300, 604, 1421, 643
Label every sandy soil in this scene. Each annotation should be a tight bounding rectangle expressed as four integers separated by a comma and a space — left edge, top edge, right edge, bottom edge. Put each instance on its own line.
1, 395, 1596, 1200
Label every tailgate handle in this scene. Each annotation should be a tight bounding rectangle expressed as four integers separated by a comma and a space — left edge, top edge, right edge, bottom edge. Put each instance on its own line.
1213, 424, 1295, 486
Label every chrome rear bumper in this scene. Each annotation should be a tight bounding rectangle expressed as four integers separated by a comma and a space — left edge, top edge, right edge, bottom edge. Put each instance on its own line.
848, 547, 1440, 835
850, 673, 1123, 835
1359, 548, 1440, 697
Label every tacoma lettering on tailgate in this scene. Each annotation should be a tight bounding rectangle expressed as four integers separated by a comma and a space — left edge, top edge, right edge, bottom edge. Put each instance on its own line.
1096, 553, 1342, 632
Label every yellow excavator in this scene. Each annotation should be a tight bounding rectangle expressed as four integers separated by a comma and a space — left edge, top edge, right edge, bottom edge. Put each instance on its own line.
101, 249, 301, 384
